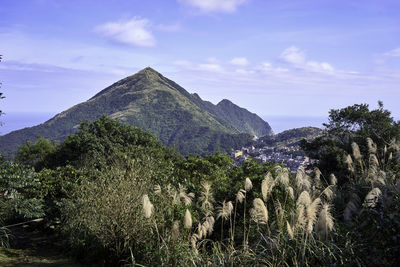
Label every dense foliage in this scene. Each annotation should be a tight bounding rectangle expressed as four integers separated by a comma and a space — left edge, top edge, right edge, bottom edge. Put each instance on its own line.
1, 105, 400, 266
301, 102, 400, 182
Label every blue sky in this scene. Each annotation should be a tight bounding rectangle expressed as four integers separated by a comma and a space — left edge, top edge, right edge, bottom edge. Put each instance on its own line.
1, 0, 400, 133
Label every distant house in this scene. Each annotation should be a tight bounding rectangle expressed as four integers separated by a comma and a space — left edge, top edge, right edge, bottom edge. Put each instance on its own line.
232, 150, 243, 159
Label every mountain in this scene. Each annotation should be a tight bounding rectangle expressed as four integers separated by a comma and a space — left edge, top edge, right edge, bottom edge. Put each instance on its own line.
0, 67, 272, 156
258, 127, 323, 147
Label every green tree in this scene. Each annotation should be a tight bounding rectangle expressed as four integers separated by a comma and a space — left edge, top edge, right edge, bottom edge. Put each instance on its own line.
15, 136, 59, 168
301, 102, 400, 181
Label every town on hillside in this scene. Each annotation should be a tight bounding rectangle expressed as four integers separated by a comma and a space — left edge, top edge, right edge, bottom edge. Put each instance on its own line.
231, 140, 317, 172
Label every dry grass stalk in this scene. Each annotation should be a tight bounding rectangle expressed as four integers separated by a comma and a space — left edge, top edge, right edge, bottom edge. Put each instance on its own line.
295, 205, 306, 230
295, 167, 305, 190
306, 197, 321, 233
179, 185, 194, 205
367, 137, 377, 154
197, 223, 205, 239
364, 187, 382, 207
154, 184, 162, 195
262, 172, 275, 201
322, 186, 333, 201
316, 203, 334, 240
236, 189, 246, 204
276, 168, 290, 186
245, 177, 253, 192
351, 142, 362, 161
344, 154, 355, 173
287, 186, 294, 199
172, 220, 180, 239
200, 181, 214, 214
297, 191, 311, 207
369, 154, 379, 168
251, 198, 268, 224
275, 200, 284, 225
314, 168, 322, 182
296, 167, 312, 191
286, 220, 294, 239
142, 194, 153, 219
184, 209, 193, 229
217, 200, 233, 220
329, 174, 337, 186
190, 234, 199, 254
205, 216, 215, 235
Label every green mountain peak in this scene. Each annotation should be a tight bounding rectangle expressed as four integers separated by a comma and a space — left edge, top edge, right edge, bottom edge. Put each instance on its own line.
0, 68, 273, 156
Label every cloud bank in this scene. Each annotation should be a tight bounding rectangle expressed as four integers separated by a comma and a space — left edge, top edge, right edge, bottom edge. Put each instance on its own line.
96, 17, 155, 47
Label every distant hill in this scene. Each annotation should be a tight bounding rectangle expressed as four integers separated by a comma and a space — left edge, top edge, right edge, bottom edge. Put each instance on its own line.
0, 67, 272, 156
259, 127, 323, 147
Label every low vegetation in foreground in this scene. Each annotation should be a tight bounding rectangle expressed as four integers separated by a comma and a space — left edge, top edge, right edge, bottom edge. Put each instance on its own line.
1, 103, 400, 266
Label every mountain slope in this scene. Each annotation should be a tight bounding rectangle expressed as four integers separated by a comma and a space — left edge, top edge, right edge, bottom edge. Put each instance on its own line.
216, 99, 273, 137
0, 67, 271, 156
259, 127, 323, 147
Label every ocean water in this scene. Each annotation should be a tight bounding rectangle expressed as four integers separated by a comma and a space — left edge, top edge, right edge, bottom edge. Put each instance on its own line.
0, 112, 55, 135
262, 115, 327, 134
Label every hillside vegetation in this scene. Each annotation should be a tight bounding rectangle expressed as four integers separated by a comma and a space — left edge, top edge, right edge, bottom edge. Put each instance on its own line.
0, 68, 271, 156
259, 126, 323, 147
1, 103, 400, 266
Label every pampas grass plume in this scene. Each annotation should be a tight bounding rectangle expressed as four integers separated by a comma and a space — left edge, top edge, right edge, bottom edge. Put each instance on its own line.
316, 203, 334, 240
217, 200, 233, 220
172, 220, 180, 239
142, 194, 154, 219
297, 191, 311, 207
329, 174, 337, 186
251, 198, 268, 224
262, 172, 275, 201
351, 142, 362, 161
245, 177, 253, 192
367, 137, 377, 154
306, 197, 321, 233
322, 186, 333, 201
154, 184, 162, 195
287, 186, 294, 199
286, 220, 294, 239
236, 189, 246, 203
344, 154, 354, 173
296, 205, 305, 230
364, 187, 382, 207
184, 209, 193, 229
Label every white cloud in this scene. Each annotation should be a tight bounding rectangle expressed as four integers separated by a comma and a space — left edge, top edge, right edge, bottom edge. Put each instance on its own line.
178, 0, 246, 13
230, 57, 249, 66
281, 46, 306, 65
280, 46, 335, 74
95, 17, 155, 47
198, 63, 224, 72
235, 68, 254, 75
306, 61, 334, 73
383, 47, 400, 57
258, 62, 288, 73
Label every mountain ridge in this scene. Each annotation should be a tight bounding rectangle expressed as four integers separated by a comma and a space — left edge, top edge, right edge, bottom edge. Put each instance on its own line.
0, 67, 272, 156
